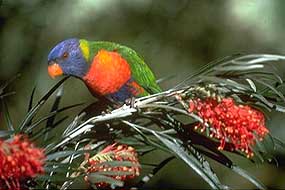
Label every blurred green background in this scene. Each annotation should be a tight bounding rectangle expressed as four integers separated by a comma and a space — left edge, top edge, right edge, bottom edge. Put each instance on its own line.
1, 0, 285, 189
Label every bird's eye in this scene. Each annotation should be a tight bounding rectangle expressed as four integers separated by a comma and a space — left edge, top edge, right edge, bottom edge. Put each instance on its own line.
62, 52, 69, 59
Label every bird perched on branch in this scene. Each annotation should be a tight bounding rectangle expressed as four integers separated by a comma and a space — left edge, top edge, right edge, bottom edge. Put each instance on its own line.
47, 38, 161, 104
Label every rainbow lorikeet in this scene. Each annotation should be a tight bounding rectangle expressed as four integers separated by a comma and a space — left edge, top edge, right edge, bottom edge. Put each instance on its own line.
47, 38, 161, 103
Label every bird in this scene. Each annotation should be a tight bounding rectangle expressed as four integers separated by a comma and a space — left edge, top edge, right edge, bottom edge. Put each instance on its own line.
47, 38, 161, 104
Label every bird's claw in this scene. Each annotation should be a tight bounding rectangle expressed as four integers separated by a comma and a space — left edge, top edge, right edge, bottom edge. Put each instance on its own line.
125, 97, 136, 108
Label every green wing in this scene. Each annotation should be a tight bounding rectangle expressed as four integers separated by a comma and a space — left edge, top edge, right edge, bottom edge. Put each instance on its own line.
87, 41, 162, 95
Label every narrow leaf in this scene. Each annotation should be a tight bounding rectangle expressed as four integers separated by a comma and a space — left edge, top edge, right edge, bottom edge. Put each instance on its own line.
24, 103, 83, 133
94, 171, 133, 176
46, 150, 84, 161
0, 73, 20, 94
253, 78, 285, 103
214, 64, 264, 71
152, 132, 223, 189
28, 86, 37, 112
88, 173, 124, 187
19, 76, 69, 131
0, 130, 14, 138
231, 165, 267, 190
26, 86, 37, 127
245, 78, 257, 92
1, 99, 14, 131
46, 86, 64, 129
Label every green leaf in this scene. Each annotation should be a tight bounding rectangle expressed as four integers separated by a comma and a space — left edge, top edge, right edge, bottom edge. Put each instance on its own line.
37, 174, 70, 182
231, 165, 267, 190
152, 156, 175, 174
199, 76, 251, 91
194, 147, 233, 168
44, 165, 73, 173
122, 121, 169, 152
156, 74, 176, 84
26, 86, 37, 126
0, 91, 16, 99
0, 73, 20, 95
19, 76, 69, 131
214, 64, 264, 71
94, 171, 133, 176
245, 78, 257, 92
252, 78, 285, 102
88, 173, 124, 187
28, 86, 36, 112
46, 150, 84, 161
152, 132, 224, 189
24, 103, 82, 133
251, 93, 275, 109
1, 99, 14, 131
239, 71, 283, 85
124, 121, 225, 189
198, 145, 267, 189
45, 86, 64, 141
122, 121, 228, 189
0, 130, 14, 138
93, 161, 140, 168
272, 136, 285, 150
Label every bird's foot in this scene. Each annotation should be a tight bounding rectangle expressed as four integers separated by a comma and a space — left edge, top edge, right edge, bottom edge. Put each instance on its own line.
125, 97, 136, 108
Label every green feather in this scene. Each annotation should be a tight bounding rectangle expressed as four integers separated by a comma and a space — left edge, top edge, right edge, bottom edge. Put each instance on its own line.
81, 40, 162, 95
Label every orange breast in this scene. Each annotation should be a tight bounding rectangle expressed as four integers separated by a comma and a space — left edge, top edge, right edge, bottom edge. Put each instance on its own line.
83, 49, 131, 95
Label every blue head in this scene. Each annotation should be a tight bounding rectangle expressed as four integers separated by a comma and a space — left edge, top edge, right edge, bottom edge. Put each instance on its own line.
47, 38, 89, 78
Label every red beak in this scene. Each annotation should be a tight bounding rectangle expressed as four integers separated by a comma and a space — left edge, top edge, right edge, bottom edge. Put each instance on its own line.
48, 63, 63, 79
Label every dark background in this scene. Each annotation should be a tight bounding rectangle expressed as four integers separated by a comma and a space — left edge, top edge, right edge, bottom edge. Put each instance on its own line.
1, 0, 285, 188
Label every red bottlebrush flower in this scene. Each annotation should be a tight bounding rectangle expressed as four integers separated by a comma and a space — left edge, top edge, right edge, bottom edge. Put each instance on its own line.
188, 97, 269, 158
0, 135, 45, 190
85, 143, 140, 188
